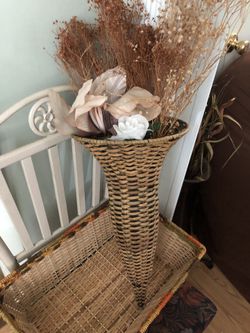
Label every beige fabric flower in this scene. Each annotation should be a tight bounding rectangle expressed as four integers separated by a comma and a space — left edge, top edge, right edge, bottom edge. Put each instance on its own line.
91, 66, 126, 103
49, 67, 161, 138
68, 79, 107, 133
107, 86, 161, 121
68, 66, 126, 134
49, 90, 86, 136
49, 75, 118, 136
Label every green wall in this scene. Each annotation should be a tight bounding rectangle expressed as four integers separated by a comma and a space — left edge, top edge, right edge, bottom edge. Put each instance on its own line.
0, 1, 96, 262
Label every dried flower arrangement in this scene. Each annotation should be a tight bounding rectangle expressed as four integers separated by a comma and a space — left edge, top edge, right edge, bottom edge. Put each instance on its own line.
50, 0, 248, 141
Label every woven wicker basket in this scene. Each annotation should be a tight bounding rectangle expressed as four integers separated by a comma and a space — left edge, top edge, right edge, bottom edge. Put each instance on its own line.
74, 120, 188, 306
0, 203, 205, 333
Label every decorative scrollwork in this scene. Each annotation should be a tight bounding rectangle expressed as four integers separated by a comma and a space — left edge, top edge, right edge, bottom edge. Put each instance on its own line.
29, 97, 57, 136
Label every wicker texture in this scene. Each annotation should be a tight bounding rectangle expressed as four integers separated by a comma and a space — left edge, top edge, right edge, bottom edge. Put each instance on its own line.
0, 207, 205, 333
74, 122, 188, 305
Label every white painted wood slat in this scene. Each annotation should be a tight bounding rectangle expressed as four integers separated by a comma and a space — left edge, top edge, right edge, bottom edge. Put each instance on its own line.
21, 157, 51, 239
0, 171, 33, 251
92, 157, 101, 207
0, 133, 67, 170
48, 146, 69, 228
104, 182, 109, 199
0, 237, 18, 272
71, 139, 86, 215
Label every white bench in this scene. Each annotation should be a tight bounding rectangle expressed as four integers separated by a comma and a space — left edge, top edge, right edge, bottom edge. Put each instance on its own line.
0, 86, 107, 275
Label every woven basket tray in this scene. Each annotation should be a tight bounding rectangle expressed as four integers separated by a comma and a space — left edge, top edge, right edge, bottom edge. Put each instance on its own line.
0, 202, 205, 333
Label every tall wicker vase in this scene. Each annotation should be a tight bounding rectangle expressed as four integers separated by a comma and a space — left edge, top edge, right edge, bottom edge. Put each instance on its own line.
74, 121, 188, 306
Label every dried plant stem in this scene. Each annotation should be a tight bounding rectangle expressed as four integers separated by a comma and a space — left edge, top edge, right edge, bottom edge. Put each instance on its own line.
55, 0, 248, 137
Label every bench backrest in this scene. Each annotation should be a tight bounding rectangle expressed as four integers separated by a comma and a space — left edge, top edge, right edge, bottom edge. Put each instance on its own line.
0, 86, 107, 274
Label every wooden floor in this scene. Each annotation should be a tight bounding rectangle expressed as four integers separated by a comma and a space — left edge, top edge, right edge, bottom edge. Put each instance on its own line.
189, 263, 250, 333
1, 263, 249, 333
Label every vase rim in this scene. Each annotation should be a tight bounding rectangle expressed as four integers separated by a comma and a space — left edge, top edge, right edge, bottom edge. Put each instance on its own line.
73, 119, 188, 146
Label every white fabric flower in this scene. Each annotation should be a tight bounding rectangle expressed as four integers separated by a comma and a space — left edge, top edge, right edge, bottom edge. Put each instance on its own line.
111, 115, 149, 140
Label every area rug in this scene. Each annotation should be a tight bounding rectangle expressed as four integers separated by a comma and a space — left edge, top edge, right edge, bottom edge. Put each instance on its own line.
147, 282, 217, 333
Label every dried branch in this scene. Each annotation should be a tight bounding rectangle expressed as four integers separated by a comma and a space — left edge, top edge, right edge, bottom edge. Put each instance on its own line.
55, 0, 248, 137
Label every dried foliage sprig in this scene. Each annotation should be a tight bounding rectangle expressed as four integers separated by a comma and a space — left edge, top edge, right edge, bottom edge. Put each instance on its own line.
186, 87, 242, 183
55, 17, 116, 87
55, 0, 248, 137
